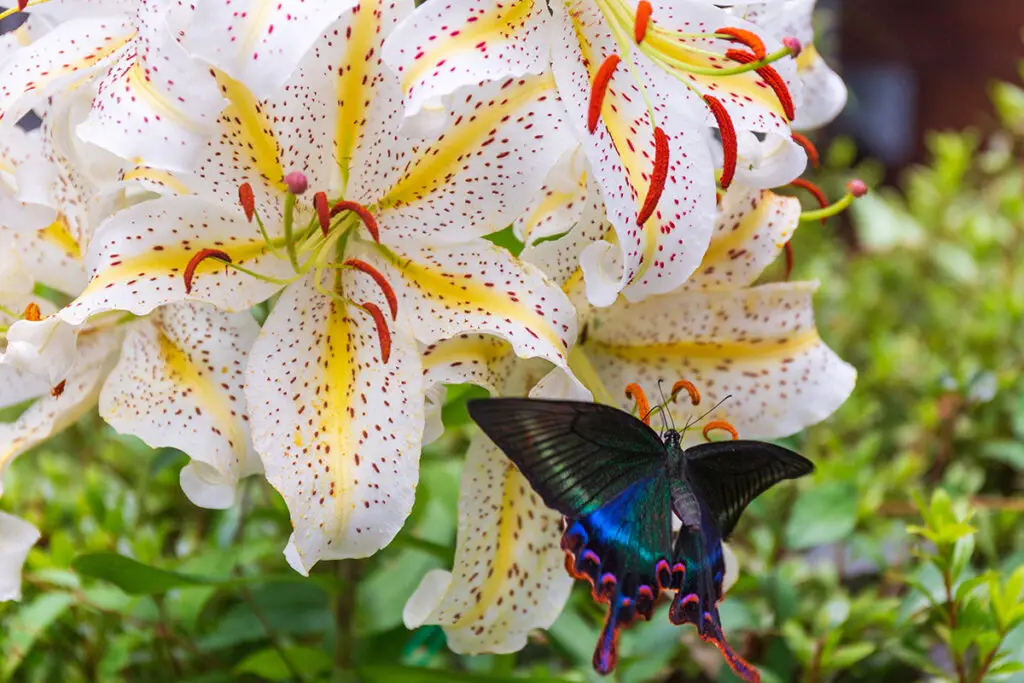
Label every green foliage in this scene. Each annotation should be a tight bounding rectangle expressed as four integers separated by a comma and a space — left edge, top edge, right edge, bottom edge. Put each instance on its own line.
3, 65, 1024, 683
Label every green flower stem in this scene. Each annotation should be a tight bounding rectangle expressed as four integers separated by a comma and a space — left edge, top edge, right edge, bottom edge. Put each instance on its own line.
282, 193, 301, 272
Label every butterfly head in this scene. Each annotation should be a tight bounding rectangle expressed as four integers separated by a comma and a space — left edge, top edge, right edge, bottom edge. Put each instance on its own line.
663, 429, 683, 448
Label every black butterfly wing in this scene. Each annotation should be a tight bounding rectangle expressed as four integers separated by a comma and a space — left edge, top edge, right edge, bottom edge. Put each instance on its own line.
466, 398, 668, 517
683, 440, 814, 539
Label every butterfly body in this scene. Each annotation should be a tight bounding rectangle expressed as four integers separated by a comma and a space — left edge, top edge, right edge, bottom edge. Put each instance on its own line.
467, 398, 813, 681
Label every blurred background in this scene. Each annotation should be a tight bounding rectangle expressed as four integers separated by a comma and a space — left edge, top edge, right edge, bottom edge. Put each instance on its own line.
1, 4, 1023, 683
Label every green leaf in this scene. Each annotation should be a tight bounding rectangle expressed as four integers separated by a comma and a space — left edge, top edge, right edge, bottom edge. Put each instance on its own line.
234, 646, 333, 681
1, 592, 75, 678
825, 643, 875, 670
785, 482, 858, 549
980, 441, 1024, 469
72, 552, 211, 594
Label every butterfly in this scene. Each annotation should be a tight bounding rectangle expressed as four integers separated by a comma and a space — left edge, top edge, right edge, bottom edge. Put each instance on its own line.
467, 397, 813, 681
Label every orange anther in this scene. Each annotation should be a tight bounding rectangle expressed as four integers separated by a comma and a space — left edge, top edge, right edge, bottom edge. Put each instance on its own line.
624, 382, 651, 425
50, 379, 66, 398
703, 420, 739, 442
726, 49, 795, 121
634, 1, 653, 43
587, 54, 621, 134
22, 302, 41, 322
238, 183, 255, 222
184, 248, 231, 294
361, 302, 391, 364
313, 191, 331, 235
783, 241, 794, 281
716, 26, 766, 60
791, 133, 819, 168
344, 259, 398, 320
331, 200, 380, 243
18, 0, 28, 10
636, 126, 669, 226
671, 380, 701, 406
704, 95, 737, 189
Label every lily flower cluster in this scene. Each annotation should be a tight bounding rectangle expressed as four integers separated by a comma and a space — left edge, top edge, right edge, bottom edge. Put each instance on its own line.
0, 0, 858, 657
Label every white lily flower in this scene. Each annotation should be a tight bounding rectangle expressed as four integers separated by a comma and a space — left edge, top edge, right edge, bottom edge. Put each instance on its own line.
0, 0, 227, 172
384, 0, 814, 301
406, 181, 855, 654
0, 511, 40, 602
55, 0, 581, 572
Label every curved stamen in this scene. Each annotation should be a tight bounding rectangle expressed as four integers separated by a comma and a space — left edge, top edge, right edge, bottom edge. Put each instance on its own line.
791, 133, 820, 168
703, 96, 737, 189
184, 248, 232, 294
238, 183, 255, 223
314, 191, 331, 236
624, 382, 651, 425
344, 259, 398, 320
22, 302, 41, 322
703, 419, 739, 442
725, 49, 795, 121
671, 379, 701, 406
588, 54, 621, 134
715, 26, 766, 60
799, 179, 867, 223
790, 178, 829, 225
360, 302, 392, 363
636, 126, 669, 226
634, 1, 653, 43
331, 201, 380, 243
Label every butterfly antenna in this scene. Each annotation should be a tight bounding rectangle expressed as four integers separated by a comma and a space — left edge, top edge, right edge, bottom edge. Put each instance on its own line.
682, 394, 733, 435
655, 380, 672, 432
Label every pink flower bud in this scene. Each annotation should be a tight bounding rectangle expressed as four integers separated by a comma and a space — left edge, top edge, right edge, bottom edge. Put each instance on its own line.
284, 171, 308, 195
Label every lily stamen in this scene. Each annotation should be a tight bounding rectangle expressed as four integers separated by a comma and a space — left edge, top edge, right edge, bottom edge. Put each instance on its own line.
588, 54, 621, 134
725, 49, 795, 121
624, 382, 651, 425
359, 302, 392, 364
314, 191, 331, 236
703, 419, 739, 442
790, 178, 829, 225
783, 241, 794, 281
22, 302, 41, 322
791, 133, 820, 168
799, 179, 868, 223
715, 26, 766, 60
331, 201, 380, 243
634, 1, 653, 43
184, 248, 232, 294
703, 95, 737, 189
671, 379, 701, 406
50, 379, 66, 398
636, 126, 669, 226
343, 259, 398, 320
238, 183, 256, 223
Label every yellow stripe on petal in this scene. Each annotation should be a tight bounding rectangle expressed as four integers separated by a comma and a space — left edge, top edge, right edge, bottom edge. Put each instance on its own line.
591, 327, 821, 362
126, 60, 205, 133
400, 0, 535, 95
378, 73, 557, 207
452, 462, 523, 626
39, 217, 81, 260
701, 194, 768, 268
315, 302, 357, 532
395, 252, 566, 354
213, 70, 285, 189
122, 167, 193, 196
82, 239, 271, 297
520, 173, 587, 243
422, 335, 511, 371
157, 332, 245, 457
796, 43, 819, 72
335, 5, 382, 187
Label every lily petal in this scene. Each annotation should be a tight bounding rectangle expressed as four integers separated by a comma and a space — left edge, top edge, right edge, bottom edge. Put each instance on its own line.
60, 196, 294, 326
1, 315, 77, 386
383, 0, 550, 131
402, 434, 572, 653
792, 46, 846, 130
0, 512, 40, 602
584, 281, 856, 438
373, 238, 578, 370
0, 329, 122, 495
77, 2, 228, 172
245, 273, 424, 572
0, 17, 136, 129
422, 334, 516, 398
184, 0, 356, 101
686, 185, 800, 290
513, 146, 591, 245
99, 302, 261, 510
734, 130, 806, 189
